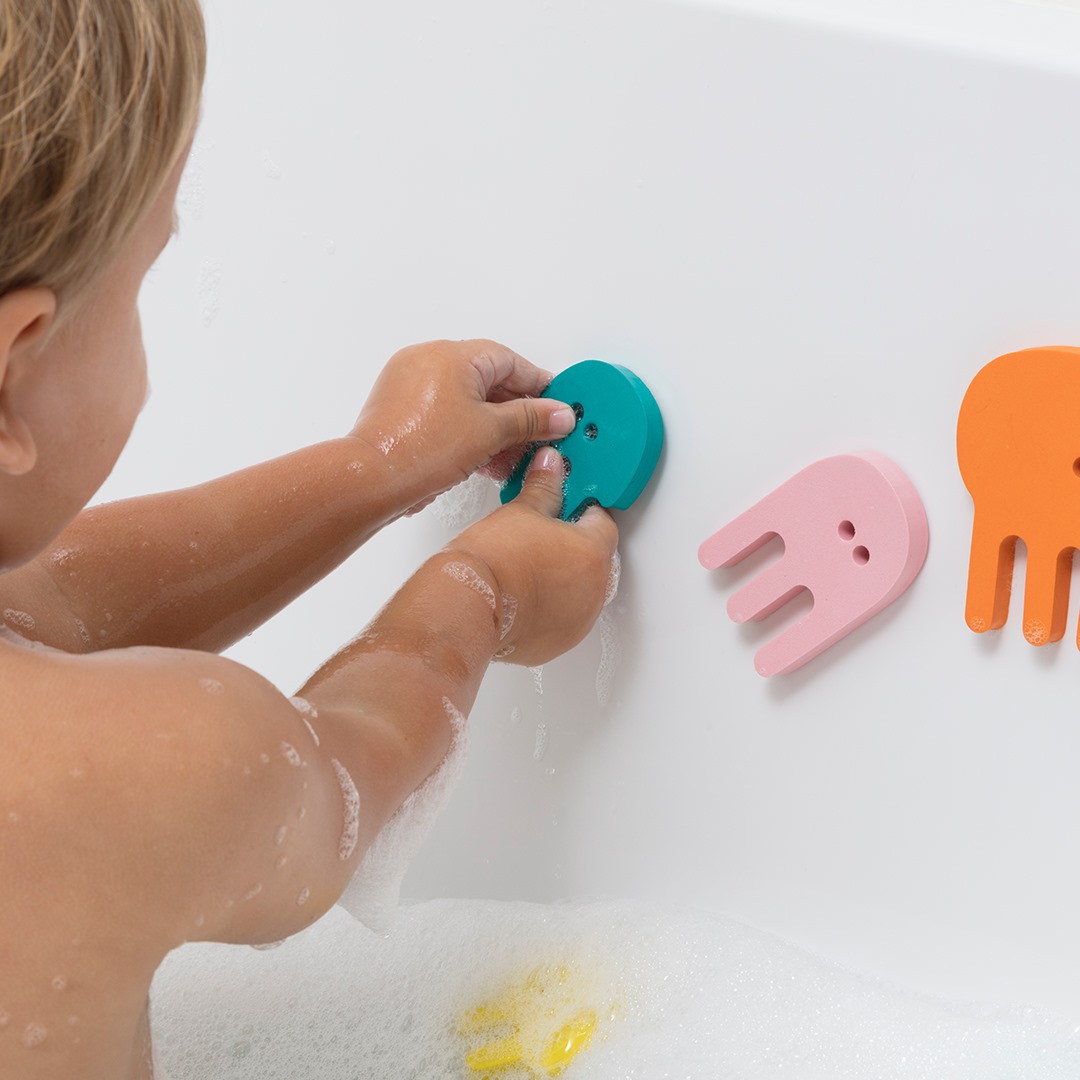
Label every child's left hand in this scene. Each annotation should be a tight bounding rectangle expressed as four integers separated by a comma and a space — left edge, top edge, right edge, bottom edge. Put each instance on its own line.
349, 339, 578, 513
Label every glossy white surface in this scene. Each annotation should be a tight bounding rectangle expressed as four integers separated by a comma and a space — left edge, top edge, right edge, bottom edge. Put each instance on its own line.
109, 0, 1080, 1018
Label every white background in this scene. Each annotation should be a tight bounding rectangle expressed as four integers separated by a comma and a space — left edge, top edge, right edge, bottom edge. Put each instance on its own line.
104, 0, 1080, 1018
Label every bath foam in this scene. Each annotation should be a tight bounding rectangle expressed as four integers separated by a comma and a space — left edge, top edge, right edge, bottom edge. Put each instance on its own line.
152, 897, 1080, 1080
596, 550, 622, 705
595, 610, 620, 706
429, 471, 497, 531
336, 699, 469, 933
2, 609, 35, 631
604, 549, 621, 607
441, 562, 497, 611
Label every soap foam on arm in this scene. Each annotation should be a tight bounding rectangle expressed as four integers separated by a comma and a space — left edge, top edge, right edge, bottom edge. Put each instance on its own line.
336, 698, 469, 933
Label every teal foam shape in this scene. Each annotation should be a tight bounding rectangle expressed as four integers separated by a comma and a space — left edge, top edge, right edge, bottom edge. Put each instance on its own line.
500, 360, 664, 521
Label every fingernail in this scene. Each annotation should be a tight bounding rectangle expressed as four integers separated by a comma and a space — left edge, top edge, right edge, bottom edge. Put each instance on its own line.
548, 406, 577, 437
531, 446, 560, 472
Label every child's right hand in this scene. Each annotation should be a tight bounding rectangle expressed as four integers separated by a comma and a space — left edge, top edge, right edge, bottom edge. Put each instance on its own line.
444, 447, 619, 667
350, 339, 578, 516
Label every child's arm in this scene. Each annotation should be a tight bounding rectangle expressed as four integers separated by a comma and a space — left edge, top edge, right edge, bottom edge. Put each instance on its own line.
1, 450, 612, 995
0, 340, 577, 652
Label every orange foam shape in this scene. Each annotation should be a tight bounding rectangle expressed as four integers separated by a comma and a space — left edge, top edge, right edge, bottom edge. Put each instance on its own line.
957, 346, 1080, 647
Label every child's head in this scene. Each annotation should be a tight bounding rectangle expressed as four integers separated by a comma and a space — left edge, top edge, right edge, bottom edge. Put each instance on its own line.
0, 0, 206, 312
0, 0, 206, 570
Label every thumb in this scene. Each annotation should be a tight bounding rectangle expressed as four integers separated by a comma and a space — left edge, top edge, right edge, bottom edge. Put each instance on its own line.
575, 501, 620, 556
513, 446, 567, 519
490, 397, 577, 450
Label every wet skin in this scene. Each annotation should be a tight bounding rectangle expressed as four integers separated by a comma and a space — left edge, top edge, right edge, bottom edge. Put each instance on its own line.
0, 144, 617, 1078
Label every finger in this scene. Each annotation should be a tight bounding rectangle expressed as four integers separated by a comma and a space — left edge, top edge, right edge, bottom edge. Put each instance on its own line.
576, 503, 619, 555
512, 446, 566, 519
489, 396, 577, 449
464, 339, 555, 398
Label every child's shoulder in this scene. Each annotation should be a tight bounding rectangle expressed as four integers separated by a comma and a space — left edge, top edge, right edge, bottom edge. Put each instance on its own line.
0, 637, 158, 884
0, 637, 258, 907
0, 633, 342, 943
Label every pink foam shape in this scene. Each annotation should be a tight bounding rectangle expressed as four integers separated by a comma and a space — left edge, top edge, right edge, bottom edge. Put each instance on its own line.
698, 453, 929, 677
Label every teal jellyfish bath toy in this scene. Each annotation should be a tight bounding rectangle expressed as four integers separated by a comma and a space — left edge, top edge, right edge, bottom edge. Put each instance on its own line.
500, 360, 664, 521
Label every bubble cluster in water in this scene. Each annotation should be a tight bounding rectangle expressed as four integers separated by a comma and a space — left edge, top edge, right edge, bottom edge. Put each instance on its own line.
152, 897, 1080, 1080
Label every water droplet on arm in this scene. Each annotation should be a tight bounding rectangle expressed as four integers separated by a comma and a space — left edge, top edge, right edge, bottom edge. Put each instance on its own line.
279, 742, 303, 767
22, 1023, 47, 1048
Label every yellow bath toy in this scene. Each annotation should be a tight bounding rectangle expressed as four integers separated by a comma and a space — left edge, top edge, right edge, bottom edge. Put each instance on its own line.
458, 964, 613, 1077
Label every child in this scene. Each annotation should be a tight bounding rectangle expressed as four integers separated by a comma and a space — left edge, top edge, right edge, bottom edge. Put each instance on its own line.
0, 2, 618, 1077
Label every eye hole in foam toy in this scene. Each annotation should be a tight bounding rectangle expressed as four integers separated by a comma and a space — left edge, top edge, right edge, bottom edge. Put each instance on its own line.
698, 454, 929, 677
500, 360, 664, 522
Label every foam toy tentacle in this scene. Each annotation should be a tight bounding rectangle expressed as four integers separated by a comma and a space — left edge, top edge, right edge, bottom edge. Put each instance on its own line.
964, 518, 1014, 633
1020, 542, 1072, 646
726, 559, 802, 625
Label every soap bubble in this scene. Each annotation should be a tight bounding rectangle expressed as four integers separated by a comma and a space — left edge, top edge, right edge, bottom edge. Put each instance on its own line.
152, 899, 1080, 1080
428, 472, 496, 531
337, 700, 469, 934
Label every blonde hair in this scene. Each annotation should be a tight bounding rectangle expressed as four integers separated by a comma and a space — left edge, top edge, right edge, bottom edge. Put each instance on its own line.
0, 0, 206, 309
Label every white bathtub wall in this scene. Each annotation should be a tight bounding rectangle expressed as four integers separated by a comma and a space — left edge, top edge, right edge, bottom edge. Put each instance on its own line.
102, 0, 1080, 1018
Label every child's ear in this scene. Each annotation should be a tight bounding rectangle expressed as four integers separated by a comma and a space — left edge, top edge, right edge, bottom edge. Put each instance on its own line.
0, 287, 57, 477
